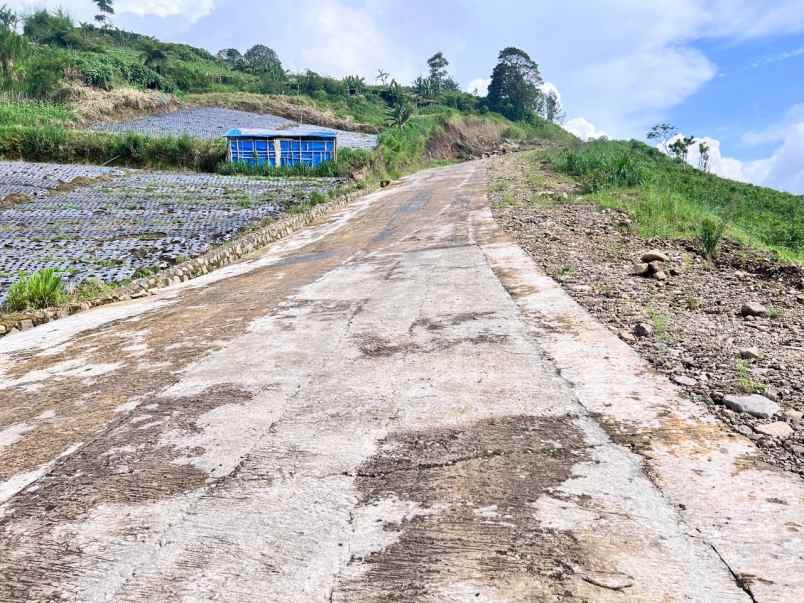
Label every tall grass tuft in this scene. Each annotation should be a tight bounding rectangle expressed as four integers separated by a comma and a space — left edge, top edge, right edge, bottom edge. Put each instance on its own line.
546, 138, 804, 263
697, 216, 727, 260
3, 268, 68, 311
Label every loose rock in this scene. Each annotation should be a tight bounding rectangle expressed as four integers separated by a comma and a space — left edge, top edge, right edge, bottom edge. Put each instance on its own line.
754, 422, 794, 439
738, 347, 762, 360
633, 322, 654, 338
721, 394, 780, 419
672, 375, 697, 387
740, 302, 768, 317
641, 250, 670, 263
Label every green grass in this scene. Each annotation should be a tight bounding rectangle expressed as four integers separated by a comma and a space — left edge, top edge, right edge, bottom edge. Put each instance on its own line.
0, 126, 226, 171
0, 97, 76, 128
547, 139, 804, 263
3, 268, 68, 311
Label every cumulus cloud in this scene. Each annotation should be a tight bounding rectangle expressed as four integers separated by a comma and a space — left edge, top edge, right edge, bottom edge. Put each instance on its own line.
466, 78, 489, 96
116, 0, 216, 21
296, 0, 414, 81
4, 0, 215, 22
563, 118, 608, 142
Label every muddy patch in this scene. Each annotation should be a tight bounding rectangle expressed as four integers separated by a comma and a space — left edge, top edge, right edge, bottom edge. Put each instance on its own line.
335, 415, 590, 601
2, 384, 253, 521
354, 329, 508, 359
0, 384, 253, 601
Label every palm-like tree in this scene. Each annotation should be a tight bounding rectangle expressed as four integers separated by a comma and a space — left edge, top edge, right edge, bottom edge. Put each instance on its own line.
386, 98, 412, 130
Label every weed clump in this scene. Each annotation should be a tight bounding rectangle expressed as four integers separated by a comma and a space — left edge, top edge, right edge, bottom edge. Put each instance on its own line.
3, 268, 67, 311
697, 216, 727, 260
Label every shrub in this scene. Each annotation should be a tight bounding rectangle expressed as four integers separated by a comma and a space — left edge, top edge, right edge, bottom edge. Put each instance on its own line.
697, 216, 727, 260
3, 268, 67, 311
23, 10, 73, 46
23, 53, 68, 99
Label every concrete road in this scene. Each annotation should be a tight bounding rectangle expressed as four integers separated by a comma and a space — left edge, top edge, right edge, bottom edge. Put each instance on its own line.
1, 161, 802, 601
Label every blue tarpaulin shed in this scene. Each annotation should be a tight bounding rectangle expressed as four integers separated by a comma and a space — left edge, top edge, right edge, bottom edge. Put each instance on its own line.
224, 128, 337, 168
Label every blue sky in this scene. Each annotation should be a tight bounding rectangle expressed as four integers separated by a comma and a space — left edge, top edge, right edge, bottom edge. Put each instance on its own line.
10, 0, 804, 193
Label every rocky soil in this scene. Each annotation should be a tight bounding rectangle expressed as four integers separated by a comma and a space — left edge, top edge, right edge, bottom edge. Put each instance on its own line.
489, 153, 804, 475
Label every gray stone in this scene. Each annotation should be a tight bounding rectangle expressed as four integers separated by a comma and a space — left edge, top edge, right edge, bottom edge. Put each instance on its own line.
740, 302, 768, 317
754, 422, 794, 439
631, 263, 650, 276
641, 250, 670, 263
672, 375, 697, 387
633, 322, 654, 338
653, 270, 668, 281
738, 347, 762, 360
783, 410, 802, 424
18, 319, 33, 331
722, 394, 780, 418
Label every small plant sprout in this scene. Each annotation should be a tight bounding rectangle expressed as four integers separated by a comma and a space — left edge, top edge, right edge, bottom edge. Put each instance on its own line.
646, 306, 670, 338
736, 359, 765, 394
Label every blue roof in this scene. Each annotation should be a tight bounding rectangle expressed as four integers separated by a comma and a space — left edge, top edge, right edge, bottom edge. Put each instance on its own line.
224, 128, 337, 139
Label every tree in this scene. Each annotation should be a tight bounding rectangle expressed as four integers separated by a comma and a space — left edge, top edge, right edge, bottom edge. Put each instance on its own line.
217, 48, 243, 68
541, 89, 564, 123
413, 75, 436, 98
93, 0, 114, 28
668, 135, 695, 164
140, 38, 168, 72
426, 51, 448, 93
375, 67, 389, 87
243, 44, 283, 78
386, 95, 413, 129
343, 74, 365, 96
23, 9, 73, 46
647, 122, 677, 154
486, 47, 543, 121
698, 141, 711, 173
0, 23, 28, 91
0, 5, 18, 31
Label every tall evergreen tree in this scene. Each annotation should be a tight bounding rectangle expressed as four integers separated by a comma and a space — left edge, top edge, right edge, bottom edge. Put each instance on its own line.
486, 47, 543, 121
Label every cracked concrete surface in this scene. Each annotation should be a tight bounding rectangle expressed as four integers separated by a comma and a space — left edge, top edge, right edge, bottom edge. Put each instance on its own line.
0, 160, 801, 601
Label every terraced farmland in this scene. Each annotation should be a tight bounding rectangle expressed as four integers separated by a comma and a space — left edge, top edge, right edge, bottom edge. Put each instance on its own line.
90, 106, 379, 150
0, 160, 342, 302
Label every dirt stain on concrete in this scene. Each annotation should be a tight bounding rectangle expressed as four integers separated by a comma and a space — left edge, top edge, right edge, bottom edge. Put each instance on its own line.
336, 415, 590, 601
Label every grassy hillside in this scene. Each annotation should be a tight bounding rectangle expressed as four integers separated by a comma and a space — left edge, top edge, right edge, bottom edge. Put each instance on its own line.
0, 8, 574, 181
547, 139, 804, 263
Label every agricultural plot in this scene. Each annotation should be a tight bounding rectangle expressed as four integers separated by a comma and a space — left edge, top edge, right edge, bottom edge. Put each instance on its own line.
0, 161, 121, 199
90, 107, 379, 150
0, 160, 343, 302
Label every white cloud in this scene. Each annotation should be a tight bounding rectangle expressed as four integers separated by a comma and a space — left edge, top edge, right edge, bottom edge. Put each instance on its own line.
4, 0, 215, 23
296, 0, 414, 81
539, 81, 561, 103
466, 78, 489, 97
563, 117, 608, 141
116, 0, 216, 22
757, 123, 804, 194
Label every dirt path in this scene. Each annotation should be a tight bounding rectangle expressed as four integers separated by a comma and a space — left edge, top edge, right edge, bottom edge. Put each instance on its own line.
0, 160, 801, 601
